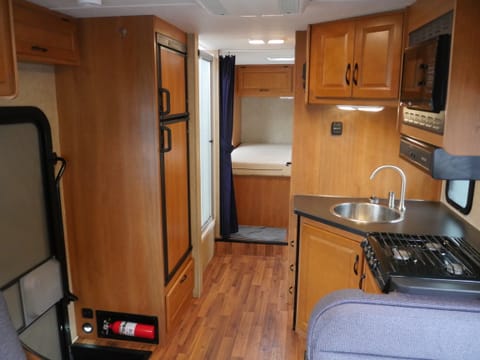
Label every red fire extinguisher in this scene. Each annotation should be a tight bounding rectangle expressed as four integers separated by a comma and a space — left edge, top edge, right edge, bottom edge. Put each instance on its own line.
108, 320, 155, 340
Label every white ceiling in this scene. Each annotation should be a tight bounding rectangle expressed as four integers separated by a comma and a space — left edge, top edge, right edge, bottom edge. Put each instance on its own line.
27, 0, 415, 64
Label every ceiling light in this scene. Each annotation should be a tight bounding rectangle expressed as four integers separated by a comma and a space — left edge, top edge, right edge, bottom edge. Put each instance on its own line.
267, 39, 285, 45
267, 57, 295, 62
248, 39, 265, 45
77, 0, 102, 6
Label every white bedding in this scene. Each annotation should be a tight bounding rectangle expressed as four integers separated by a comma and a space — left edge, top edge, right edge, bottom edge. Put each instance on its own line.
231, 143, 292, 176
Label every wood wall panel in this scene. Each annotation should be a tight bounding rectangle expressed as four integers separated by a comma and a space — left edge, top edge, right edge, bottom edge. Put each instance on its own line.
55, 16, 167, 341
234, 175, 290, 228
406, 0, 454, 33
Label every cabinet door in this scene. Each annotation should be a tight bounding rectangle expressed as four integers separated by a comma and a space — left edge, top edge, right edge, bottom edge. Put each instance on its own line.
352, 13, 403, 98
237, 65, 293, 96
161, 119, 191, 282
296, 219, 363, 333
13, 0, 79, 65
0, 0, 17, 98
158, 46, 187, 118
308, 21, 355, 100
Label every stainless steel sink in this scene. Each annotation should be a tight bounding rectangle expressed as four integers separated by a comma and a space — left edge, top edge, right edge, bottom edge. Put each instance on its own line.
330, 202, 404, 224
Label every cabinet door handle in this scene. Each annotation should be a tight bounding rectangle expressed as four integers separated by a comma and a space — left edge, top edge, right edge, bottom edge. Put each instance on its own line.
359, 274, 366, 289
288, 286, 293, 295
345, 63, 351, 86
353, 254, 359, 275
353, 63, 359, 86
290, 240, 295, 247
31, 45, 48, 53
289, 264, 295, 272
180, 274, 188, 284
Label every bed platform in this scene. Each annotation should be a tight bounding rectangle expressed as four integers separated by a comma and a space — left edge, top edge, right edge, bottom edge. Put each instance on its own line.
232, 144, 291, 228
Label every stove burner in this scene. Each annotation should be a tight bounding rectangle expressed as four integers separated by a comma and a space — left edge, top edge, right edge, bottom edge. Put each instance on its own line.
424, 242, 443, 252
445, 261, 464, 276
362, 233, 480, 296
392, 247, 410, 261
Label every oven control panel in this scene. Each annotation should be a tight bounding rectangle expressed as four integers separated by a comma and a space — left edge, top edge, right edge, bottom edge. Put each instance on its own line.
361, 239, 388, 292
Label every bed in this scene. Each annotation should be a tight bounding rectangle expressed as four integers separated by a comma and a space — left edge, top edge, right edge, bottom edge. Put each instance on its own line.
231, 143, 291, 177
231, 143, 292, 228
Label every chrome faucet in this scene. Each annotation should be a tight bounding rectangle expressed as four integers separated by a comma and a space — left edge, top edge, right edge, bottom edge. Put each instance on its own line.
369, 165, 407, 213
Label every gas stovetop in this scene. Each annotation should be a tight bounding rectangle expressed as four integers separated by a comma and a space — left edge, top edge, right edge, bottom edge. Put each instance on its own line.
363, 233, 480, 296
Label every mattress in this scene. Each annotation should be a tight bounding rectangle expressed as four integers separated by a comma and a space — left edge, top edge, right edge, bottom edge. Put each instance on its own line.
231, 143, 292, 176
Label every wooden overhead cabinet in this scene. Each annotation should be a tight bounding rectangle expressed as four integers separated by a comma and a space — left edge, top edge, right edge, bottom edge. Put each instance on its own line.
0, 0, 17, 98
12, 0, 79, 65
307, 11, 403, 102
237, 65, 294, 96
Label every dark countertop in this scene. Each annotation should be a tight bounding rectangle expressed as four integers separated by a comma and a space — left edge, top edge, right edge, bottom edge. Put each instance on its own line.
294, 195, 480, 249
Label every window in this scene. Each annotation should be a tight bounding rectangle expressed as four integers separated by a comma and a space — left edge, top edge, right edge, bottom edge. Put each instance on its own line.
445, 180, 475, 215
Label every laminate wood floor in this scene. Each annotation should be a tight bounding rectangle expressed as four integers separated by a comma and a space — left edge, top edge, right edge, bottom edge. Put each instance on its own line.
151, 253, 305, 360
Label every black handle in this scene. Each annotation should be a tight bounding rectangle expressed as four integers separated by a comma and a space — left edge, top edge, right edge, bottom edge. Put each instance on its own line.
345, 63, 351, 86
160, 125, 172, 153
289, 264, 295, 272
418, 63, 428, 87
31, 45, 48, 53
179, 274, 188, 284
359, 274, 366, 289
158, 88, 171, 116
290, 240, 295, 248
353, 63, 358, 86
53, 154, 67, 187
353, 254, 359, 275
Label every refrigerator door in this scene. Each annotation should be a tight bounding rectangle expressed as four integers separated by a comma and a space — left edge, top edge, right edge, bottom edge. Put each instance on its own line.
0, 107, 71, 360
157, 34, 188, 120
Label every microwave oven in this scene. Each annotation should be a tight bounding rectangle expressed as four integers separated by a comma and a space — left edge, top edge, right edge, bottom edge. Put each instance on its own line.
400, 34, 451, 134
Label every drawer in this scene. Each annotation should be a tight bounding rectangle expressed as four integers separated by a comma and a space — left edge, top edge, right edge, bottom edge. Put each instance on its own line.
165, 257, 193, 331
13, 0, 79, 65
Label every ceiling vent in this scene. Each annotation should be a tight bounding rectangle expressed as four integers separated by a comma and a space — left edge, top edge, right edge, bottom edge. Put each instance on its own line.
195, 0, 227, 15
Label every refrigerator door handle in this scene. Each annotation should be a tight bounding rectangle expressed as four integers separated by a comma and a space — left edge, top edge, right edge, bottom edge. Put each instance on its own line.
158, 88, 171, 116
160, 125, 172, 153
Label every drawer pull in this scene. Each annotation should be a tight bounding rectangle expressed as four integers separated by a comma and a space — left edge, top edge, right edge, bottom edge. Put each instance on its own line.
290, 240, 295, 247
289, 264, 295, 272
179, 274, 188, 284
288, 286, 293, 294
31, 45, 48, 53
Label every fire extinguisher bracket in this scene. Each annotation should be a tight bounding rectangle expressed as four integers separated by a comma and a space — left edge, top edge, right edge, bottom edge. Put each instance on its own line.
96, 310, 159, 344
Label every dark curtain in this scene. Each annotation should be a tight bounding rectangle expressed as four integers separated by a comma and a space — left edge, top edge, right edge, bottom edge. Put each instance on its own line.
219, 55, 238, 237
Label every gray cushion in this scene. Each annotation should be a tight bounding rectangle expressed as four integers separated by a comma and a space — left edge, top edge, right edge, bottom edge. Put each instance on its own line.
0, 292, 26, 360
306, 289, 480, 360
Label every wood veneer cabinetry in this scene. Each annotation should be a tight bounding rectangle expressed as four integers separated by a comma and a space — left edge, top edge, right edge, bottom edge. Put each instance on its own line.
401, 0, 480, 156
295, 218, 364, 333
0, 0, 17, 98
236, 65, 293, 96
308, 11, 403, 103
12, 0, 79, 65
56, 16, 191, 346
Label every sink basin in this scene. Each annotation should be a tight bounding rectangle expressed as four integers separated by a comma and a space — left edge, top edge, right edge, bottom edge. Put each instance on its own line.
330, 202, 404, 224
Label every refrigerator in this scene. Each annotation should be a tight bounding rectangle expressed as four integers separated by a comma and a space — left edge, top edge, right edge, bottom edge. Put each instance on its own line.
0, 106, 72, 359
156, 34, 192, 284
